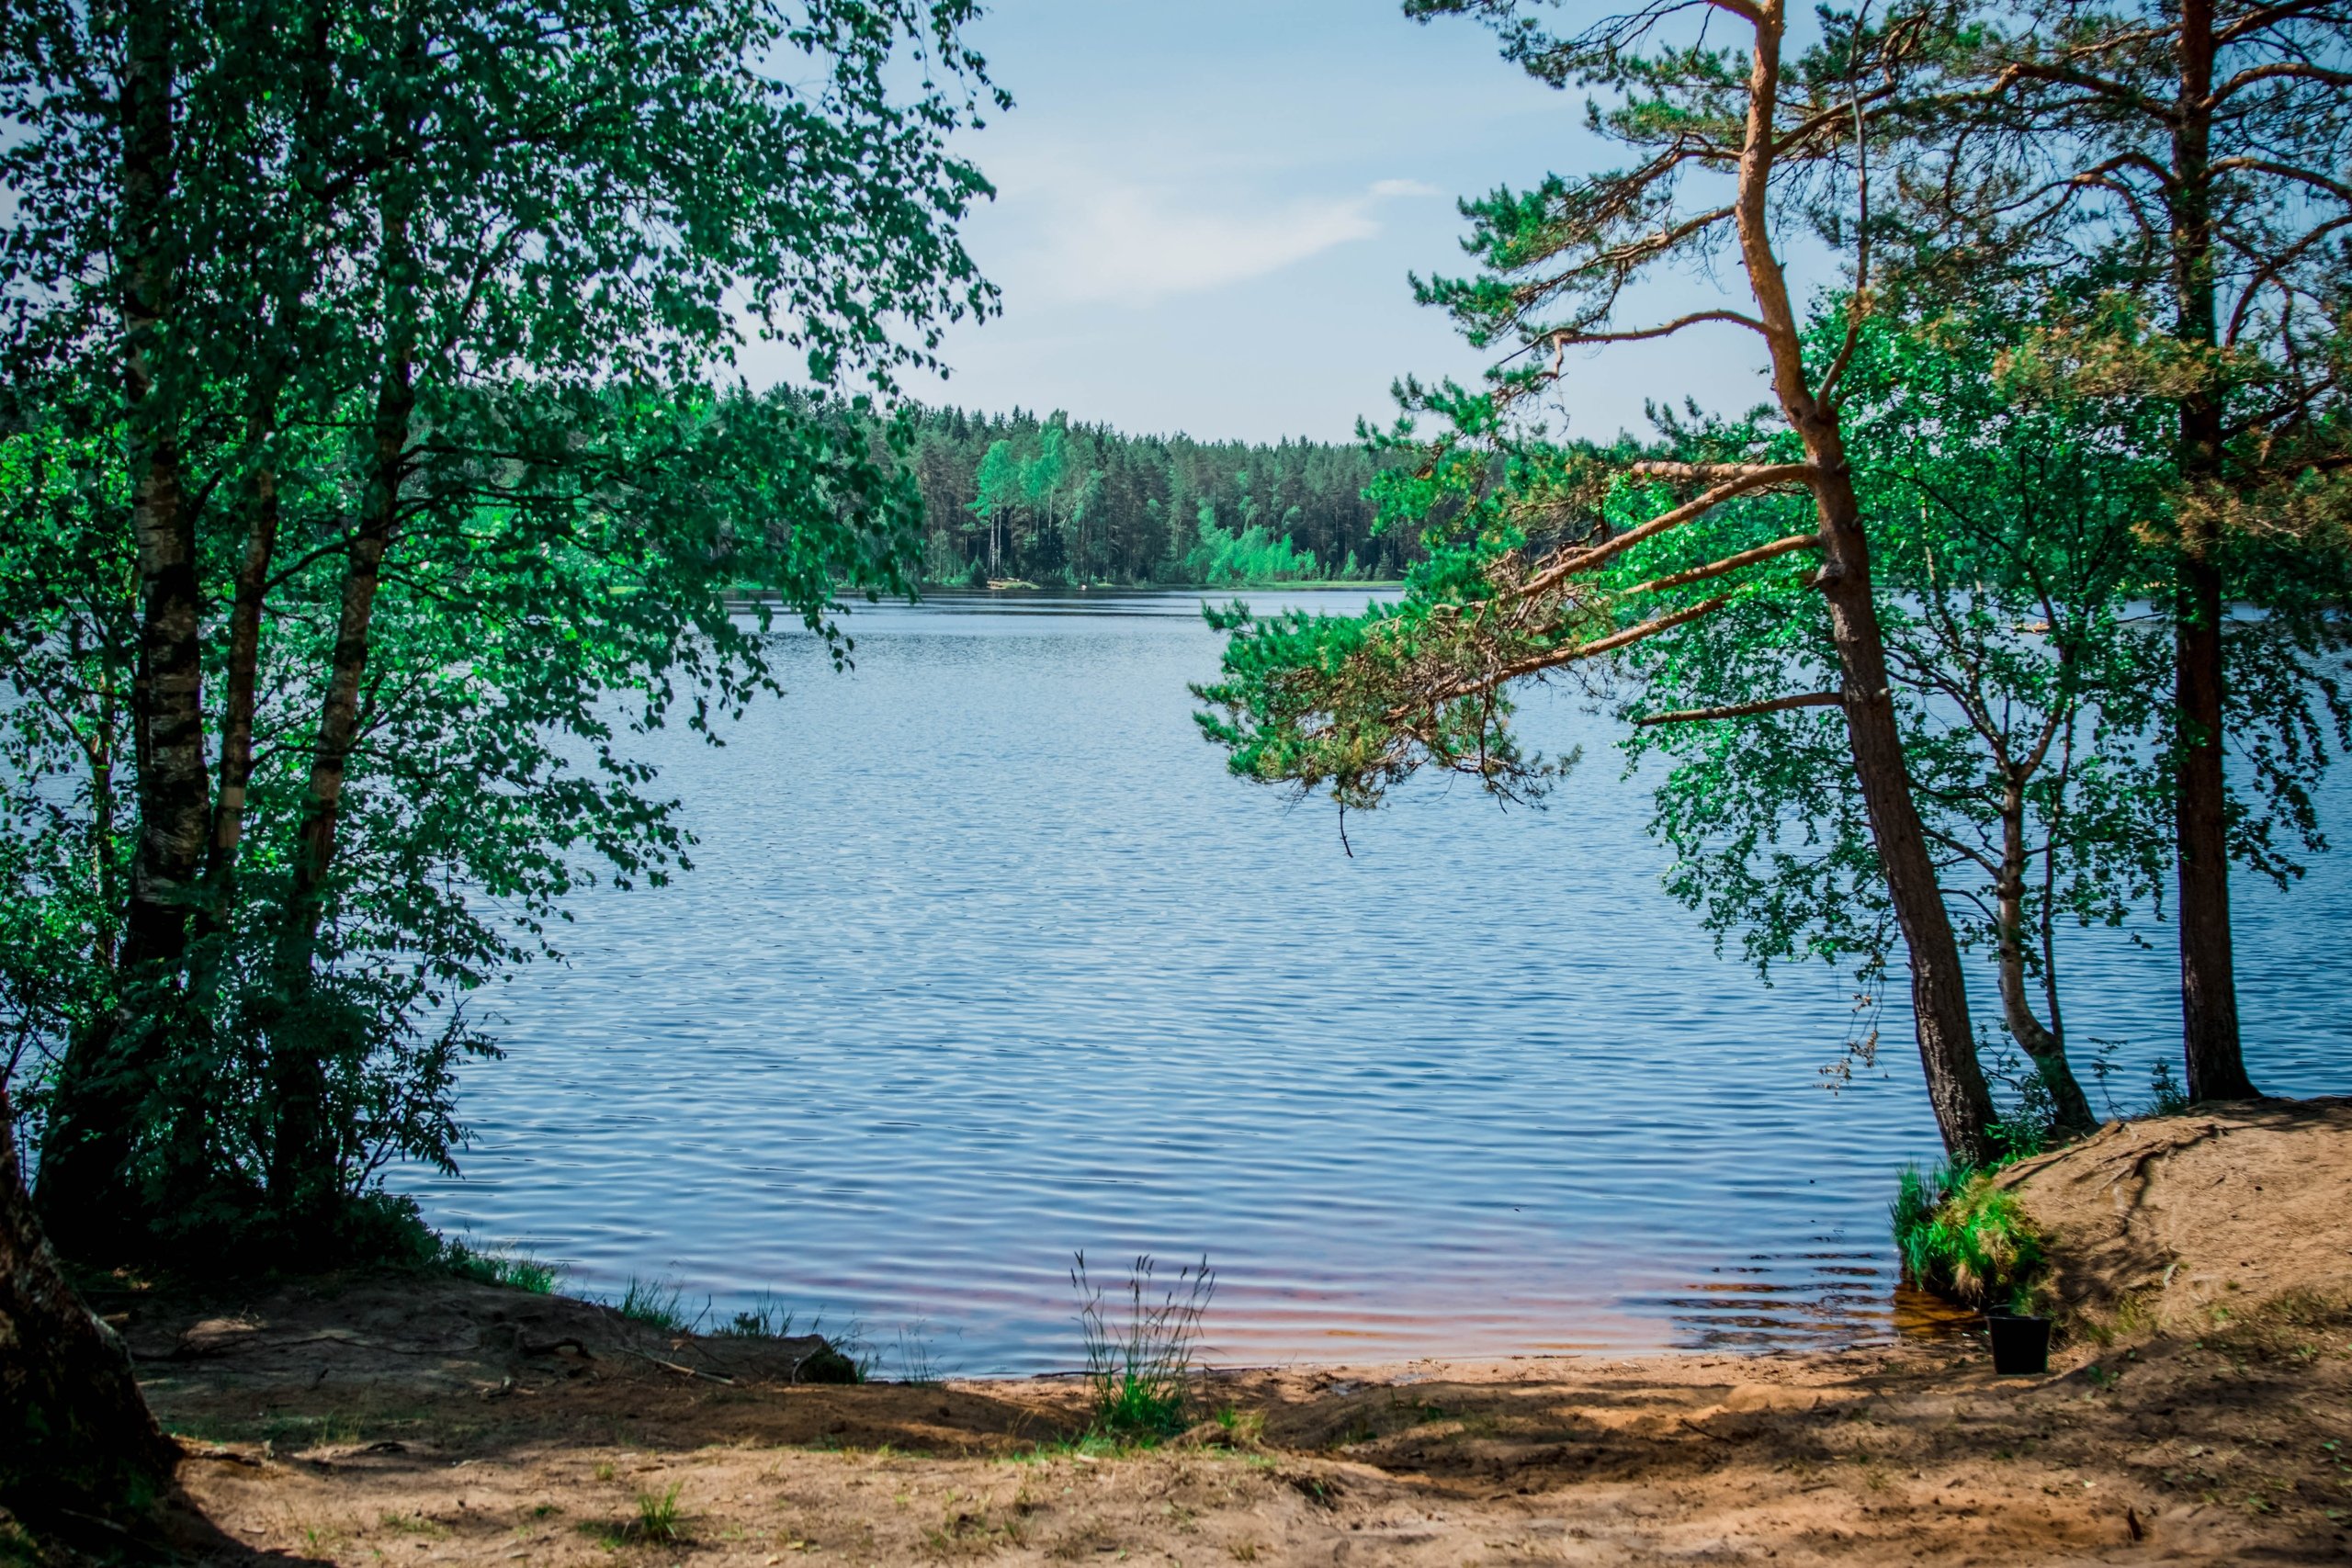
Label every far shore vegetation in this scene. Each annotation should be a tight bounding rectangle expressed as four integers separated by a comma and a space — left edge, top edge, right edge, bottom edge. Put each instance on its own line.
903, 405, 1413, 589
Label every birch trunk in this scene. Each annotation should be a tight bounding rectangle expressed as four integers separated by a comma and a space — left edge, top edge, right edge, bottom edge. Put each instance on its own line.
1994, 780, 2097, 1130
270, 181, 417, 1209
38, 0, 209, 1255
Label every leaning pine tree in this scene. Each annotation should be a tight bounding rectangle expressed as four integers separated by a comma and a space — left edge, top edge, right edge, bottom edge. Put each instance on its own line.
1194, 0, 2005, 1163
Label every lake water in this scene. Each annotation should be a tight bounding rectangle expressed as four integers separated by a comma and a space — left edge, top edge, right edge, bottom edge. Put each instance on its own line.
402, 589, 2350, 1375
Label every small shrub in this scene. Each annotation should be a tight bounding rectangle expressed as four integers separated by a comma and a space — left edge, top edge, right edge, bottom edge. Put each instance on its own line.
1891, 1163, 2044, 1308
1072, 1251, 1214, 1438
711, 1296, 865, 1383
793, 1341, 863, 1384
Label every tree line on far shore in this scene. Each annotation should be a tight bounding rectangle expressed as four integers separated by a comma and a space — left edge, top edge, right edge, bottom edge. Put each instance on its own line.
902, 407, 1411, 587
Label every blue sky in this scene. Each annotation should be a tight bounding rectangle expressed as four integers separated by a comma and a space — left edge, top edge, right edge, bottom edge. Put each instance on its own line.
830, 0, 1777, 445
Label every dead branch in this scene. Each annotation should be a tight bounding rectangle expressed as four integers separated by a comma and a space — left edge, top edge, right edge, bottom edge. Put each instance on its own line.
1634, 691, 1844, 726
1496, 591, 1736, 680
628, 1349, 736, 1385
1623, 531, 1822, 595
1627, 461, 1812, 481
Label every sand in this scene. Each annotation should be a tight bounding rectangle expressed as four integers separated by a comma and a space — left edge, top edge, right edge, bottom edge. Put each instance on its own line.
14, 1100, 2352, 1564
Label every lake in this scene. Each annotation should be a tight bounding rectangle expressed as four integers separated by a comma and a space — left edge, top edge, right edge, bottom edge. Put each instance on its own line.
402, 589, 2350, 1375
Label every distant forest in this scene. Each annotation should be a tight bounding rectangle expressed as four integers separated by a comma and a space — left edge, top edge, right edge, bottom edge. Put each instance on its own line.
904, 408, 1417, 586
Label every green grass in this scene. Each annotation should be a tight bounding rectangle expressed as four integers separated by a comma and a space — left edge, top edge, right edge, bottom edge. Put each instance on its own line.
1007, 1432, 1144, 1462
613, 1277, 702, 1334
1072, 1251, 1215, 1438
1892, 1162, 2046, 1309
0, 1520, 44, 1568
628, 1287, 866, 1382
717, 1293, 797, 1338
634, 1483, 683, 1543
439, 1238, 562, 1294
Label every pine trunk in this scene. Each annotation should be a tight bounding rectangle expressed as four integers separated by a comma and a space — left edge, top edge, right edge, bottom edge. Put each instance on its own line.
1814, 458, 2000, 1166
1734, 0, 1996, 1166
2169, 0, 2256, 1102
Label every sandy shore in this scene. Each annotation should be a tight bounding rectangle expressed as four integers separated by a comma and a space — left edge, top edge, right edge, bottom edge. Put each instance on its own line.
130, 1290, 2347, 1565
19, 1100, 2352, 1564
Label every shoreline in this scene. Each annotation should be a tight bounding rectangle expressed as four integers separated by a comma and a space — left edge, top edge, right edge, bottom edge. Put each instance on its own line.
52, 1100, 2345, 1564
120, 1275, 2349, 1565
724, 580, 1408, 604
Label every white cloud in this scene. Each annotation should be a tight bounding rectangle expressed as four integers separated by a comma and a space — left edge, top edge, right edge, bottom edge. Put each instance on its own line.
1368, 177, 1443, 198
1012, 178, 1434, 308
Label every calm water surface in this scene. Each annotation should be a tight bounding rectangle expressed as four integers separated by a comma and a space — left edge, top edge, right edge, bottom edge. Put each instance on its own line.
402, 590, 2350, 1373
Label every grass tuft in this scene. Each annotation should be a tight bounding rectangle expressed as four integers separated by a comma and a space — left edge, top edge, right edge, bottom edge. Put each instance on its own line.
437, 1238, 562, 1294
613, 1277, 703, 1334
634, 1483, 683, 1543
893, 1319, 948, 1385
718, 1293, 797, 1339
1891, 1162, 2045, 1309
1071, 1251, 1214, 1439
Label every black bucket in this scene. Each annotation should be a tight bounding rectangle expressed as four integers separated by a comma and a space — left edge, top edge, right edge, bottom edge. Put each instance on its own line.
1986, 1312, 2052, 1375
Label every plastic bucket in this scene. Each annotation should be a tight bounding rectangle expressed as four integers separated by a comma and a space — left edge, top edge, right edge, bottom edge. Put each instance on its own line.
1986, 1312, 2052, 1375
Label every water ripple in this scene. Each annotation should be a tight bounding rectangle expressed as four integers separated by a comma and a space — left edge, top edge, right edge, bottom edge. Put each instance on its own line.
402, 590, 2350, 1373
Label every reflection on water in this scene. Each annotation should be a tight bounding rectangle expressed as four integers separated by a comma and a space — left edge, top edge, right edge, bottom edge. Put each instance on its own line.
402, 590, 2349, 1373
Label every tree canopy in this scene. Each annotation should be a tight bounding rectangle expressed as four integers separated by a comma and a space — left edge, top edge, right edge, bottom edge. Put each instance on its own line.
1, 0, 1005, 1261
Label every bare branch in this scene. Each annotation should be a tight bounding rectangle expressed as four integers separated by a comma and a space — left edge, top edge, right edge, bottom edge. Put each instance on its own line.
1626, 461, 1810, 481
2209, 156, 2352, 205
2224, 213, 2352, 344
1548, 308, 1766, 367
1622, 530, 1823, 595
1984, 59, 2170, 118
2217, 0, 2352, 42
1634, 691, 1843, 726
2210, 60, 2352, 102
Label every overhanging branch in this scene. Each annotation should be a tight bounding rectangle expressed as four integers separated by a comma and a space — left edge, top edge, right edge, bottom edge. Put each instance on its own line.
1547, 309, 1764, 362
1515, 463, 1816, 597
1490, 591, 1735, 685
1391, 592, 1739, 721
